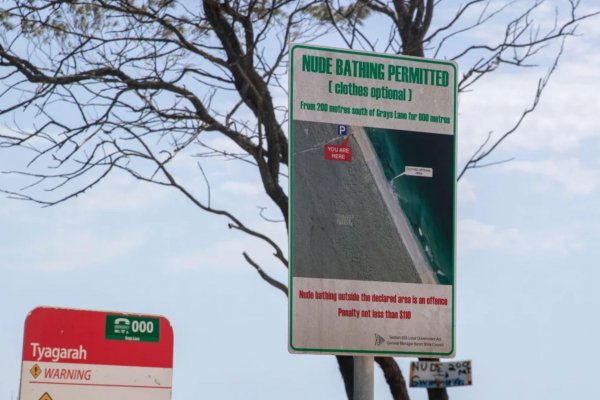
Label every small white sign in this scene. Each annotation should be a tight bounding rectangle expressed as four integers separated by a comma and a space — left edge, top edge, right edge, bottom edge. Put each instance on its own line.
409, 360, 472, 388
405, 166, 433, 177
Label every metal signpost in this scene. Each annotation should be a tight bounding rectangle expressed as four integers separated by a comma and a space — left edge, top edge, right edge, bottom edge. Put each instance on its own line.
19, 307, 174, 400
288, 44, 457, 399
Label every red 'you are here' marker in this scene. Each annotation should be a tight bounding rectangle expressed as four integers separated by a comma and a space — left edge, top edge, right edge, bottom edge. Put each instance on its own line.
325, 135, 352, 162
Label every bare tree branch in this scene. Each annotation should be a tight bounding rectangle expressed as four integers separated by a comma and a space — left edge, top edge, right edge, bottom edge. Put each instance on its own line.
458, 39, 564, 180
243, 252, 288, 296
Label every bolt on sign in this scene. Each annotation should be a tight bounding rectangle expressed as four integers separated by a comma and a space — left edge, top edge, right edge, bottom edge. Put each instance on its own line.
19, 307, 174, 400
289, 44, 457, 357
409, 360, 472, 388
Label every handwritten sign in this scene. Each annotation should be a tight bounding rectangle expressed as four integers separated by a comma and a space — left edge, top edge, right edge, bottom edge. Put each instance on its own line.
409, 360, 472, 388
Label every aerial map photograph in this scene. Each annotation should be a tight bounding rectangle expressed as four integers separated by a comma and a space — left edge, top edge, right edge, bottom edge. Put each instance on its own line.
292, 121, 454, 286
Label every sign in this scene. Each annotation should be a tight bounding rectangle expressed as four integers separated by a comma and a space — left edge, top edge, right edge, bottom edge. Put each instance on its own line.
410, 360, 472, 388
19, 307, 174, 400
105, 314, 160, 342
325, 135, 352, 162
337, 124, 349, 137
405, 166, 433, 178
289, 44, 457, 356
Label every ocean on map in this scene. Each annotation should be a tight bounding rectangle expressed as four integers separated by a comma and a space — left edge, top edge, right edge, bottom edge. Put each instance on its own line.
366, 127, 455, 285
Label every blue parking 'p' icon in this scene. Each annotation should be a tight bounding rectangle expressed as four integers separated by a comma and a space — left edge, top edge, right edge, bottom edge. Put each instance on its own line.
337, 125, 349, 137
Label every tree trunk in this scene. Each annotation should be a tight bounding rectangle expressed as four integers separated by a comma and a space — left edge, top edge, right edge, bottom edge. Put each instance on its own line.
426, 388, 449, 400
337, 356, 411, 400
375, 357, 410, 400
420, 358, 449, 400
337, 355, 354, 399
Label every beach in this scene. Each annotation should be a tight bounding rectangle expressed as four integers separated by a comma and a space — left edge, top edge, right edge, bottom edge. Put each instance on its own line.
292, 120, 437, 284
353, 127, 437, 284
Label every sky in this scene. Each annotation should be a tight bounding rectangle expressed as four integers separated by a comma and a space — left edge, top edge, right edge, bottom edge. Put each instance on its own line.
1, 1, 600, 399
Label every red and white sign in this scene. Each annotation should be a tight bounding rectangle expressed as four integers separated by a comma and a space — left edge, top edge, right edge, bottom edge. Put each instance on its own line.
325, 135, 352, 162
19, 307, 174, 400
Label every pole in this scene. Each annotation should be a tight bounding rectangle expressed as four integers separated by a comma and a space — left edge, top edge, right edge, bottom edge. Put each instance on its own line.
353, 356, 374, 400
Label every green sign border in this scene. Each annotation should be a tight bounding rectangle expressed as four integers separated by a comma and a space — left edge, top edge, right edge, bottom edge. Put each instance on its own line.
288, 43, 458, 357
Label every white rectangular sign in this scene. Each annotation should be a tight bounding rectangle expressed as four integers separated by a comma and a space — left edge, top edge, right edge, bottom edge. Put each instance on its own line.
405, 166, 433, 177
289, 44, 457, 357
409, 360, 472, 388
